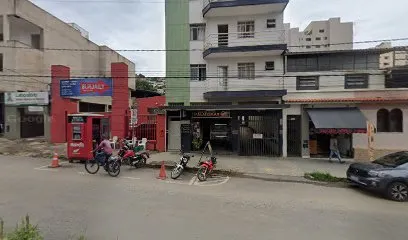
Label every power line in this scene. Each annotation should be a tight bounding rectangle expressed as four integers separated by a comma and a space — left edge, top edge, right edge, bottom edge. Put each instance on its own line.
1, 37, 407, 52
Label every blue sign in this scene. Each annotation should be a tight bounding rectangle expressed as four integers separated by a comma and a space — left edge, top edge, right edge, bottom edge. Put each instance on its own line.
60, 78, 113, 97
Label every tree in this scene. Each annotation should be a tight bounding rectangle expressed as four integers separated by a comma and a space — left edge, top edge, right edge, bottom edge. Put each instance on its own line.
136, 79, 157, 92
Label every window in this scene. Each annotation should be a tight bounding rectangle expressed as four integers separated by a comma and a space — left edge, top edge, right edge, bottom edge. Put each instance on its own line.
319, 29, 325, 33
190, 24, 205, 41
373, 152, 408, 167
296, 76, 319, 90
377, 109, 390, 132
265, 61, 275, 71
384, 62, 390, 66
31, 34, 41, 49
0, 54, 3, 72
306, 46, 311, 49
266, 19, 276, 28
377, 108, 403, 132
315, 45, 321, 48
344, 74, 368, 89
306, 38, 311, 41
316, 37, 321, 40
0, 33, 3, 42
384, 56, 389, 60
238, 63, 255, 79
324, 37, 328, 40
190, 64, 206, 81
237, 21, 254, 38
390, 109, 403, 132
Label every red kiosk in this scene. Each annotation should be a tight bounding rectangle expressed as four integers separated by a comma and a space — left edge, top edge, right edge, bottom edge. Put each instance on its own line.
67, 113, 110, 161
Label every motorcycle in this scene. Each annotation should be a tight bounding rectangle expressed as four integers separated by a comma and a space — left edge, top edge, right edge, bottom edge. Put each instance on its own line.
196, 141, 217, 182
117, 139, 150, 168
171, 150, 194, 179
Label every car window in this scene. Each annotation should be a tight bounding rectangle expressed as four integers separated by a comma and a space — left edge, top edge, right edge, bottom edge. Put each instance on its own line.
373, 152, 408, 167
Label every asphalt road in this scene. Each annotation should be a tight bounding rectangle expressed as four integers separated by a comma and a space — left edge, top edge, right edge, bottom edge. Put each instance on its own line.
0, 155, 407, 240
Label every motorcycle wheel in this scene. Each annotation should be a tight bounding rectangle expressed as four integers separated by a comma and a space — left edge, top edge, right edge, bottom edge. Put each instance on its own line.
108, 160, 121, 177
171, 165, 183, 179
135, 157, 147, 168
197, 166, 208, 182
85, 159, 99, 174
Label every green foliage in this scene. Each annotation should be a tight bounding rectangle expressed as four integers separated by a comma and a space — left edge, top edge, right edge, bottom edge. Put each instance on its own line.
6, 215, 43, 240
192, 138, 203, 151
304, 171, 344, 182
136, 79, 157, 92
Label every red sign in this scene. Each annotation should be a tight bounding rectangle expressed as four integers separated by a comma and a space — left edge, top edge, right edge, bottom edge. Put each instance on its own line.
80, 80, 110, 95
316, 128, 367, 134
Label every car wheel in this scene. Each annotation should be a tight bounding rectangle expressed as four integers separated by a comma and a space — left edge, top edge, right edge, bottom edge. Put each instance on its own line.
387, 182, 408, 202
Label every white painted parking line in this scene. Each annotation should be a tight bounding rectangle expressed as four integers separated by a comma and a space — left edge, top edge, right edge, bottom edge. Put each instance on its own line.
122, 176, 141, 180
194, 176, 230, 187
189, 176, 197, 186
34, 161, 69, 171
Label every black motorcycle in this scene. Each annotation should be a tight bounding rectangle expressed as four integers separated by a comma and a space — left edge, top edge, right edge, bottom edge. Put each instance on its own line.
170, 150, 194, 179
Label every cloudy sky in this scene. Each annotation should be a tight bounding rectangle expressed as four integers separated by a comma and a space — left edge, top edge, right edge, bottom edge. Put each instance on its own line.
31, 0, 408, 76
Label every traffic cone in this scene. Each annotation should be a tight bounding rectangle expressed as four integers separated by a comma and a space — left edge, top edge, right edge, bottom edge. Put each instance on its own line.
157, 161, 167, 180
49, 152, 60, 168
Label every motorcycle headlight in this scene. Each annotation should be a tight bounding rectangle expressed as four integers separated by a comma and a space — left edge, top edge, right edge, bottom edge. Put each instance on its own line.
368, 171, 386, 177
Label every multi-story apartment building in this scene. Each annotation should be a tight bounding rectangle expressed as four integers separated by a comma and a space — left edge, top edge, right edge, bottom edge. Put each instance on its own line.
285, 17, 353, 52
0, 0, 135, 139
165, 0, 408, 160
376, 42, 408, 69
166, 0, 289, 155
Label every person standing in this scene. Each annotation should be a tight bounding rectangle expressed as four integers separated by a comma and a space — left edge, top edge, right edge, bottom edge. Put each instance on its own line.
329, 135, 344, 163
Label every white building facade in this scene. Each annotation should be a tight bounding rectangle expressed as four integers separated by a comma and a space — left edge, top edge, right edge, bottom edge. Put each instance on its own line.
285, 17, 353, 52
165, 0, 407, 161
0, 0, 135, 139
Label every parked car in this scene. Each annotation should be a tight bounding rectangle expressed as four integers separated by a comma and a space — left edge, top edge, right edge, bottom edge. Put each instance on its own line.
210, 124, 230, 140
347, 151, 408, 202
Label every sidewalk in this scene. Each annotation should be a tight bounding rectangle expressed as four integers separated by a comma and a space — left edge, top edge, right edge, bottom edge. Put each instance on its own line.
149, 152, 351, 178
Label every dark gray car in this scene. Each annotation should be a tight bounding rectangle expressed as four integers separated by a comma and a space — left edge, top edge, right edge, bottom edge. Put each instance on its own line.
347, 151, 408, 202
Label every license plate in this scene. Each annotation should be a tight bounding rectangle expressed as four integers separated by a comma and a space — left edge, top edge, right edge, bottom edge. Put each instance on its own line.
350, 175, 359, 182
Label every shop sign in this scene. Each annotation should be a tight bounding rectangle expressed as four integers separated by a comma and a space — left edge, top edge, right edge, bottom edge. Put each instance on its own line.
192, 111, 230, 118
315, 128, 367, 134
5, 92, 49, 106
68, 116, 87, 123
28, 106, 44, 112
253, 133, 263, 139
60, 78, 113, 97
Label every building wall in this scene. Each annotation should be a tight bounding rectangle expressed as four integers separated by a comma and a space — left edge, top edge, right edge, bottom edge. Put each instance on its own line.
353, 104, 408, 160
205, 13, 285, 48
166, 0, 190, 105
286, 18, 353, 52
0, 0, 135, 98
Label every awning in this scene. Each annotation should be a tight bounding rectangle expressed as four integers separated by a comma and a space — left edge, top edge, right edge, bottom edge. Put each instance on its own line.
306, 108, 367, 134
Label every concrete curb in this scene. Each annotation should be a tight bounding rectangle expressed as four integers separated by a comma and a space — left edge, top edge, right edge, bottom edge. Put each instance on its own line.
145, 161, 349, 188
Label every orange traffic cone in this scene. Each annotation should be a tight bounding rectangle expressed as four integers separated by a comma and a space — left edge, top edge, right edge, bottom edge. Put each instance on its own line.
49, 152, 60, 168
157, 161, 167, 180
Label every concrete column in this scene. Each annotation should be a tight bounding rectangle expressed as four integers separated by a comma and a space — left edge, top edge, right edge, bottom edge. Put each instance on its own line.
301, 105, 310, 158
111, 62, 129, 139
282, 109, 288, 157
3, 15, 10, 41
4, 106, 20, 139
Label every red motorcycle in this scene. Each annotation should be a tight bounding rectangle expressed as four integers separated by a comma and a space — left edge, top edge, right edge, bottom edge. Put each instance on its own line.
117, 139, 150, 168
196, 141, 217, 182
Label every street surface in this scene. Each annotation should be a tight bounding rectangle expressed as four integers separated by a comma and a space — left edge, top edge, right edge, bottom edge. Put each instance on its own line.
0, 155, 407, 240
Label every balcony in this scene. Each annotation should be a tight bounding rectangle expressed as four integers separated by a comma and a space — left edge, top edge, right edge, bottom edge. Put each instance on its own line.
203, 30, 286, 58
203, 0, 289, 18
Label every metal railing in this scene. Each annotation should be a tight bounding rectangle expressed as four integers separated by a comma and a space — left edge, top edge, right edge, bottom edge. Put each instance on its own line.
204, 30, 285, 49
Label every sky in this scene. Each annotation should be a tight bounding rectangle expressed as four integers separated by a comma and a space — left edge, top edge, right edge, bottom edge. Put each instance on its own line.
31, 0, 408, 76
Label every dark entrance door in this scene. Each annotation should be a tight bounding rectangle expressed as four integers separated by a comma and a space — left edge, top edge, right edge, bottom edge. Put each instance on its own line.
287, 115, 301, 157
217, 24, 228, 47
20, 108, 44, 138
238, 110, 281, 156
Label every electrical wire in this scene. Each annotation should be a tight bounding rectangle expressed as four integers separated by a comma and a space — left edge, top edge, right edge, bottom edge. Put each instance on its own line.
1, 37, 407, 52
